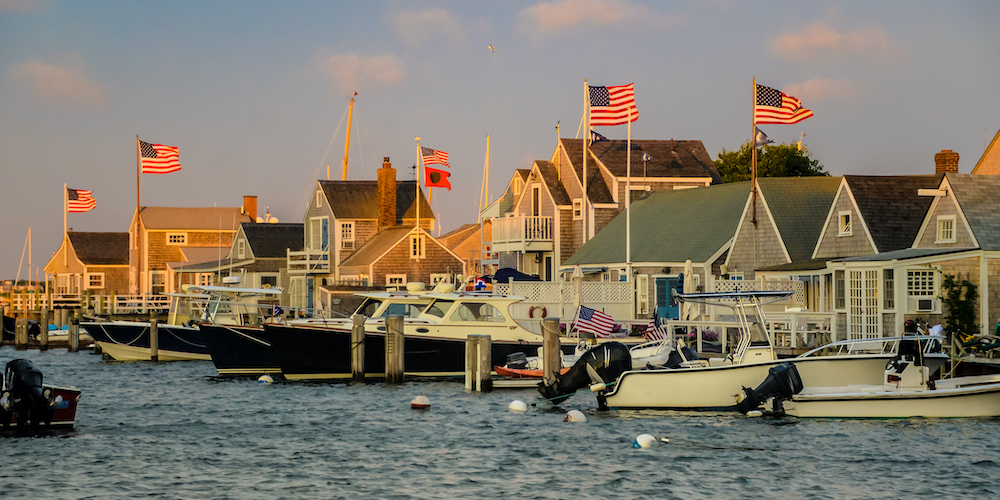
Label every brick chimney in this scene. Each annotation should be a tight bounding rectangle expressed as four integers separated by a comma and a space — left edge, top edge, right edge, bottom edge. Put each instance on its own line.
934, 150, 959, 173
243, 195, 258, 221
378, 157, 397, 229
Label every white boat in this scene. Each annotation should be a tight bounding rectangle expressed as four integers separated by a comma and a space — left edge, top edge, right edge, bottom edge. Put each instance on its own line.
539, 290, 948, 410
741, 339, 1000, 418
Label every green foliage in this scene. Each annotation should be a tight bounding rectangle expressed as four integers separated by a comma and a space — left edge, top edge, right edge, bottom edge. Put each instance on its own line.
714, 141, 829, 183
940, 273, 979, 337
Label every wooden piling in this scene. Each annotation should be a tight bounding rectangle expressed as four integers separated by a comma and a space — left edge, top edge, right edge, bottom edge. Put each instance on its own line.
385, 315, 404, 383
465, 334, 494, 392
149, 309, 159, 362
15, 317, 28, 350
351, 313, 366, 381
68, 308, 80, 352
542, 317, 561, 386
40, 308, 50, 350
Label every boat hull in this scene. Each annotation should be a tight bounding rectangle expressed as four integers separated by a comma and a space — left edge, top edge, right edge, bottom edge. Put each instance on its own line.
1, 385, 81, 430
96, 341, 211, 361
785, 382, 1000, 418
201, 324, 281, 376
601, 355, 939, 410
85, 322, 209, 361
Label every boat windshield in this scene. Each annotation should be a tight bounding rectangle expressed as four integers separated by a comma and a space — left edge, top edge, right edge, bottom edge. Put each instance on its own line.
355, 298, 383, 317
448, 302, 505, 322
380, 303, 424, 318
423, 299, 454, 318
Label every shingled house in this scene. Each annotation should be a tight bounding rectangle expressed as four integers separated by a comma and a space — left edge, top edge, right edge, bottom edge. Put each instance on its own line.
44, 231, 130, 296
488, 138, 721, 281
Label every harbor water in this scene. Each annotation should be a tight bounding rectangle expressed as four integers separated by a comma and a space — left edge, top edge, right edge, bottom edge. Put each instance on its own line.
2, 347, 999, 499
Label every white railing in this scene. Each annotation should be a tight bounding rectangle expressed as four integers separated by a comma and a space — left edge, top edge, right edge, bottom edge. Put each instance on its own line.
287, 247, 330, 274
490, 216, 553, 252
495, 280, 634, 322
112, 295, 171, 314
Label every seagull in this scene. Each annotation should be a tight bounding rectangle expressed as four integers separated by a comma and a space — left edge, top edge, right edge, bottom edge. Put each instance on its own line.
488, 44, 495, 53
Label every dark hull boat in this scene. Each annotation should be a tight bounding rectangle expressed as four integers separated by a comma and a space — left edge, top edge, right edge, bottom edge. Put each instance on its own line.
1, 359, 81, 431
87, 321, 210, 361
201, 324, 280, 377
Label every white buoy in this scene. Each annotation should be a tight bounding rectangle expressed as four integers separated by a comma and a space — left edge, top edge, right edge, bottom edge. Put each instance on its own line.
746, 410, 763, 418
411, 394, 431, 409
633, 434, 658, 448
509, 400, 528, 412
257, 374, 273, 385
563, 409, 587, 422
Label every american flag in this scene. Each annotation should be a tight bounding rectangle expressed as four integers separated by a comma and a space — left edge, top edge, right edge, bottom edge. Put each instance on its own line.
645, 310, 665, 342
576, 305, 615, 337
67, 188, 96, 213
139, 140, 182, 174
589, 83, 638, 127
421, 147, 450, 167
754, 84, 813, 125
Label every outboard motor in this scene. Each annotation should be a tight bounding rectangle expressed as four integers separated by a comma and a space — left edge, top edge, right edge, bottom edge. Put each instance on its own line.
736, 362, 803, 413
663, 345, 700, 369
1, 359, 54, 429
538, 342, 631, 404
505, 352, 528, 370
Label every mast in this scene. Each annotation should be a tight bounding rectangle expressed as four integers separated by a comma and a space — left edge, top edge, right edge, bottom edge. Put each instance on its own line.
479, 135, 490, 277
342, 92, 356, 181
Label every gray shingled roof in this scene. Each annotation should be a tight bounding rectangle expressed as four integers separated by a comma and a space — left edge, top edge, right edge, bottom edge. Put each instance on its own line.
68, 232, 128, 265
241, 223, 303, 258
947, 173, 1000, 251
844, 174, 944, 253
339, 226, 415, 267
564, 181, 750, 265
563, 138, 721, 183
535, 161, 571, 206
319, 180, 432, 222
140, 207, 252, 230
758, 176, 841, 261
834, 247, 975, 262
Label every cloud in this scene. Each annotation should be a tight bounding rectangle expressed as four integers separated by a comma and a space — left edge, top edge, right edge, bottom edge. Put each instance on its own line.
771, 23, 902, 63
783, 78, 862, 104
7, 59, 107, 107
389, 8, 465, 48
518, 0, 679, 37
316, 51, 405, 95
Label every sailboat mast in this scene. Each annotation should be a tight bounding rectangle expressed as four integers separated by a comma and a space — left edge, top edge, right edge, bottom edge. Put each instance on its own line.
342, 92, 356, 181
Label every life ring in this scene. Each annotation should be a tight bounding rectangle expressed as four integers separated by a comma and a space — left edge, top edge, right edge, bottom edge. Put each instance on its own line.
529, 306, 547, 319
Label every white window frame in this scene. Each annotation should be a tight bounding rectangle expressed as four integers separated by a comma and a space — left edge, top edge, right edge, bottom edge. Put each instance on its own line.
341, 221, 355, 249
309, 217, 328, 251
430, 273, 449, 285
936, 215, 956, 244
289, 277, 306, 309
259, 274, 279, 289
197, 273, 213, 286
315, 189, 323, 208
85, 272, 105, 289
636, 274, 649, 315
237, 239, 246, 259
837, 211, 852, 236
386, 274, 407, 286
167, 232, 188, 245
572, 199, 583, 220
410, 234, 425, 259
907, 269, 937, 297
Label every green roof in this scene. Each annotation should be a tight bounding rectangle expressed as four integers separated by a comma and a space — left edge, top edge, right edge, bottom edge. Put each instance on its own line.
758, 176, 842, 261
564, 182, 750, 265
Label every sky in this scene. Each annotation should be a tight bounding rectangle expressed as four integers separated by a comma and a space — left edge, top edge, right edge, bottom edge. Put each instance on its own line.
2, 0, 999, 281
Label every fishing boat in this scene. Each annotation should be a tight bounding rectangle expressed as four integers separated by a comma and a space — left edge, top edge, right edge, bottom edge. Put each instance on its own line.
494, 338, 684, 379
740, 339, 1000, 418
539, 290, 949, 410
89, 285, 282, 361
267, 284, 644, 380
1, 359, 81, 430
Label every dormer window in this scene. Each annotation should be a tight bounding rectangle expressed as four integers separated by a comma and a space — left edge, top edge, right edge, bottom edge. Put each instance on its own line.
838, 211, 852, 236
573, 199, 583, 220
936, 215, 956, 243
315, 189, 323, 208
237, 239, 246, 259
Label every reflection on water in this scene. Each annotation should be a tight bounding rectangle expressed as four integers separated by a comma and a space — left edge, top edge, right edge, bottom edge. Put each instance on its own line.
2, 346, 999, 499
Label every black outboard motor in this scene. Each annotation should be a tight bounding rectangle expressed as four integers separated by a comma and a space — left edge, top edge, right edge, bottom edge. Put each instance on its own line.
505, 352, 528, 370
1, 359, 53, 429
538, 342, 631, 404
736, 362, 803, 413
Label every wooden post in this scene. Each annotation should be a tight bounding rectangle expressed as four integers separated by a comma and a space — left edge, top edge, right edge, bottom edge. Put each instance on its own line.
15, 317, 28, 350
542, 317, 561, 386
68, 308, 80, 352
465, 334, 493, 392
465, 335, 476, 391
385, 314, 404, 383
149, 308, 159, 362
351, 313, 366, 381
40, 308, 50, 350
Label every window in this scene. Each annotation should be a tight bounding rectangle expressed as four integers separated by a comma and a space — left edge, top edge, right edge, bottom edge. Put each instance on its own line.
449, 302, 504, 322
430, 274, 449, 285
289, 277, 306, 309
85, 273, 104, 289
260, 275, 278, 289
167, 233, 187, 245
838, 211, 852, 236
835, 270, 845, 309
883, 269, 894, 309
907, 269, 936, 296
309, 218, 328, 251
936, 215, 956, 243
636, 275, 649, 315
532, 186, 541, 216
410, 234, 425, 259
315, 189, 323, 208
341, 221, 355, 249
237, 240, 246, 259
198, 273, 213, 286
573, 199, 583, 220
386, 274, 407, 286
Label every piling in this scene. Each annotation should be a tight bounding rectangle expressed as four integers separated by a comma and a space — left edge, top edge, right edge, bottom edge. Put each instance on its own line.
542, 317, 561, 386
149, 309, 159, 362
68, 308, 80, 352
465, 335, 493, 392
385, 314, 404, 383
351, 313, 366, 381
40, 308, 50, 350
15, 317, 28, 350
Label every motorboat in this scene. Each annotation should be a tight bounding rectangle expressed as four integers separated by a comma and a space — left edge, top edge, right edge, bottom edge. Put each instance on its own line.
89, 285, 282, 361
740, 339, 1000, 418
494, 338, 685, 379
266, 284, 644, 380
1, 359, 81, 430
538, 290, 949, 410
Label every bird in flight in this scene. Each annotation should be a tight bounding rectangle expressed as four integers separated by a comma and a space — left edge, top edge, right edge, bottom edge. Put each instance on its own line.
488, 44, 495, 53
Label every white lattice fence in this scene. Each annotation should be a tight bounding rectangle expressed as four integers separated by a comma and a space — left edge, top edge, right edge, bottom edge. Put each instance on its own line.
714, 278, 805, 306
496, 281, 635, 321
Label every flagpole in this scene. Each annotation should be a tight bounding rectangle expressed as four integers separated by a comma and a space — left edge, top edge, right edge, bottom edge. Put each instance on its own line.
342, 92, 355, 181
414, 137, 422, 229
135, 135, 141, 294
63, 183, 68, 266
583, 79, 589, 245
625, 107, 632, 280
751, 77, 757, 227
479, 134, 490, 277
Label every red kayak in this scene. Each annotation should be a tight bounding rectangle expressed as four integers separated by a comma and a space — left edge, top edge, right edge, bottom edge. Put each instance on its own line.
494, 365, 570, 379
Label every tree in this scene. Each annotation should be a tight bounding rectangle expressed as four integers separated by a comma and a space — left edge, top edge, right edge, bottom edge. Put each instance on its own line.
714, 141, 829, 183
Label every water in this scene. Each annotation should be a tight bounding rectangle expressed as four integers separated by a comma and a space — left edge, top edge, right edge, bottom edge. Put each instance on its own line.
2, 347, 999, 499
